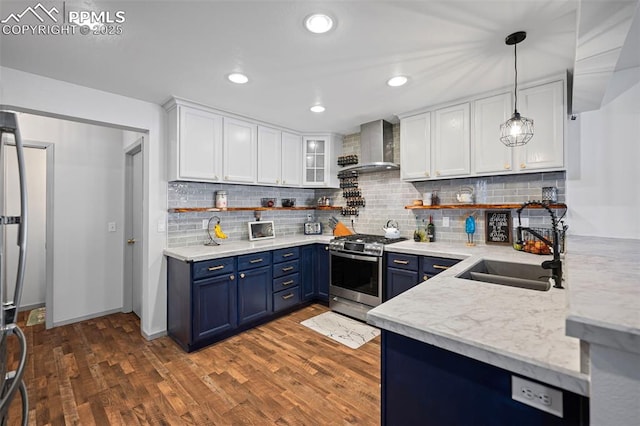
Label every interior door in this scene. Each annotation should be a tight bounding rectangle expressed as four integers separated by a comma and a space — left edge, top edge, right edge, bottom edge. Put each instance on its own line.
125, 143, 143, 318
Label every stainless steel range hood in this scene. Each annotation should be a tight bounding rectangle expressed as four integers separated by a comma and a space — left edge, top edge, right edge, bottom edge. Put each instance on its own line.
342, 119, 399, 173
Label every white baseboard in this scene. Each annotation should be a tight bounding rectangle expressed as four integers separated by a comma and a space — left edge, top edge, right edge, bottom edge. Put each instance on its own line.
142, 329, 167, 340
52, 307, 122, 328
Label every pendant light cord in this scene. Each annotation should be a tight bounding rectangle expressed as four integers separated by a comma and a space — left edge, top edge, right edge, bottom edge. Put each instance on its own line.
514, 42, 518, 112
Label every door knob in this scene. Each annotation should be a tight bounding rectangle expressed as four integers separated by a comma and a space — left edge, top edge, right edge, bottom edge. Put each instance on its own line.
127, 239, 136, 244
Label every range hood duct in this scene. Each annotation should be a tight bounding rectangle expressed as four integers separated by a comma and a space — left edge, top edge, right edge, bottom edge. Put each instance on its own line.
343, 119, 399, 173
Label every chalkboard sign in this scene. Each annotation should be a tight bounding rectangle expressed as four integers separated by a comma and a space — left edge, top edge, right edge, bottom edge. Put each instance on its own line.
485, 211, 512, 245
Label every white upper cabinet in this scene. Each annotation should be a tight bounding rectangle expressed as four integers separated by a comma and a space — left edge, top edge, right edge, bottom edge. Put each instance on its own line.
433, 103, 470, 178
281, 132, 302, 186
223, 117, 257, 183
166, 102, 223, 182
399, 79, 565, 181
516, 80, 565, 171
400, 113, 432, 180
303, 135, 341, 188
257, 126, 282, 185
474, 93, 513, 174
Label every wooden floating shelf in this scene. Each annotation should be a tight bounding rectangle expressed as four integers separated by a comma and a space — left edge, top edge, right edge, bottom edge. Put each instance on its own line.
168, 206, 342, 213
405, 203, 567, 210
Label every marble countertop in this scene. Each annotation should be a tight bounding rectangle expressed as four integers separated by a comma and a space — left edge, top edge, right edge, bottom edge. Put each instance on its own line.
564, 236, 640, 355
369, 240, 589, 396
164, 235, 333, 262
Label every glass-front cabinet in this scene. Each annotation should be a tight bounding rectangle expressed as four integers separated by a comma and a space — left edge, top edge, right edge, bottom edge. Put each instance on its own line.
303, 134, 341, 188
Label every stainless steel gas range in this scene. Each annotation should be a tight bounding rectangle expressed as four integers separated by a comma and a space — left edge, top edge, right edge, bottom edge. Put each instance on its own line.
329, 234, 406, 321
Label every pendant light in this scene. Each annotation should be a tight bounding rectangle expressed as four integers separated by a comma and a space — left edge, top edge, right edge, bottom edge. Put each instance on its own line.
500, 31, 534, 147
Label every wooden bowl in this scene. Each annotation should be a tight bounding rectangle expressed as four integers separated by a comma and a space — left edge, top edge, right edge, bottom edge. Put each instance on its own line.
412, 199, 423, 206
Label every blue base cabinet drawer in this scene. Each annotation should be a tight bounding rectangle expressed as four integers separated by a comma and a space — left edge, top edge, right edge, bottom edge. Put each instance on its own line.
193, 257, 235, 280
273, 273, 299, 292
273, 247, 300, 263
273, 288, 301, 312
387, 253, 419, 271
238, 251, 272, 270
273, 259, 299, 278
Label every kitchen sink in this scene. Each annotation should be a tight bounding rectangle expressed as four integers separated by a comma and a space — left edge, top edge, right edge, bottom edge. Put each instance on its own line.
456, 259, 551, 291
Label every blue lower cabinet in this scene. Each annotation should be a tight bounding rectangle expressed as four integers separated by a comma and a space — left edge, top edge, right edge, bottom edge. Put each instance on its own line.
238, 265, 273, 325
301, 245, 315, 301
193, 274, 237, 341
315, 244, 330, 301
386, 267, 420, 300
273, 287, 301, 312
382, 331, 589, 426
167, 256, 238, 352
168, 244, 331, 352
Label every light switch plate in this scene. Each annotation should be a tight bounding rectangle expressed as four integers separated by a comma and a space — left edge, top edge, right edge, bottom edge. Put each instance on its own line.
442, 217, 450, 227
202, 219, 208, 230
157, 220, 166, 232
520, 217, 530, 227
108, 222, 116, 232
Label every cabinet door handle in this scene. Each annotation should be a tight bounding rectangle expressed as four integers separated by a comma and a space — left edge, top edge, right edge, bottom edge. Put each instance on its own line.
282, 266, 294, 272
282, 280, 294, 286
208, 265, 225, 271
276, 179, 280, 184
213, 175, 219, 180
520, 164, 526, 169
324, 246, 329, 251
282, 293, 295, 300
249, 258, 263, 264
393, 259, 410, 265
436, 170, 441, 176
282, 253, 294, 258
433, 265, 451, 270
425, 171, 430, 177
224, 175, 229, 180
423, 275, 429, 281
240, 273, 245, 279
229, 275, 235, 280
504, 164, 511, 170
282, 180, 286, 184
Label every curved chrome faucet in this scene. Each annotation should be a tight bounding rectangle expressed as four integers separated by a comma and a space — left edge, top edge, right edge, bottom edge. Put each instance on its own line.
516, 201, 565, 289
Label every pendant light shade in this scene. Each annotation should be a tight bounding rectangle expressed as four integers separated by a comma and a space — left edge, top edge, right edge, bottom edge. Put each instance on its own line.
500, 31, 534, 147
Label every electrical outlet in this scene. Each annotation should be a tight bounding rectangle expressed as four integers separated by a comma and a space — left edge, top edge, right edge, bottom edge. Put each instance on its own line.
442, 217, 450, 227
512, 376, 563, 417
108, 222, 116, 232
202, 219, 209, 229
157, 220, 166, 233
520, 217, 530, 227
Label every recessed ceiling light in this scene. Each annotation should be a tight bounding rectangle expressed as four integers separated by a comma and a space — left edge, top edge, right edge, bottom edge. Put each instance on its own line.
387, 76, 408, 87
227, 73, 249, 84
305, 13, 334, 34
310, 105, 325, 113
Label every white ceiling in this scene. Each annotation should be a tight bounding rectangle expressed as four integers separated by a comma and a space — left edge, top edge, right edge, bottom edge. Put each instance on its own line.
0, 0, 592, 134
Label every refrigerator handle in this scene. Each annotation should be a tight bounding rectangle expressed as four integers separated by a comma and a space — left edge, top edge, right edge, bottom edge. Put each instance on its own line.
12, 118, 28, 314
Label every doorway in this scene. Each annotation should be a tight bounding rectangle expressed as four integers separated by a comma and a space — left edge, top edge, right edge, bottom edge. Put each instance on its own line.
2, 142, 53, 322
124, 140, 143, 318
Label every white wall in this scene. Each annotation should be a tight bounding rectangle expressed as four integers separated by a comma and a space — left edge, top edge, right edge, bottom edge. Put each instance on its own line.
16, 114, 125, 324
589, 343, 640, 425
0, 67, 167, 338
567, 71, 640, 239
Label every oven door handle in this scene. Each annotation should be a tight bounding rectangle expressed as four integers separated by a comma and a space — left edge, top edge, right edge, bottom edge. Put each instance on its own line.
330, 251, 379, 263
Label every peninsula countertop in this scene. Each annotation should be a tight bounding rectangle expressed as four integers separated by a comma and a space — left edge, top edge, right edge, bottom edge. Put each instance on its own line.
368, 239, 589, 396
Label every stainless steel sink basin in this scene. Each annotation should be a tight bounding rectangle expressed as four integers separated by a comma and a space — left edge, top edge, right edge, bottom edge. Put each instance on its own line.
456, 260, 551, 291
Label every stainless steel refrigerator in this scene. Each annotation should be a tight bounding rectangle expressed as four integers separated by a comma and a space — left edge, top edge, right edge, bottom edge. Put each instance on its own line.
0, 111, 29, 425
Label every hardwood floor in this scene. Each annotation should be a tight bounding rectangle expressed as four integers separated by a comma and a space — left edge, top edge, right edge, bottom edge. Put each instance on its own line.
6, 304, 381, 425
